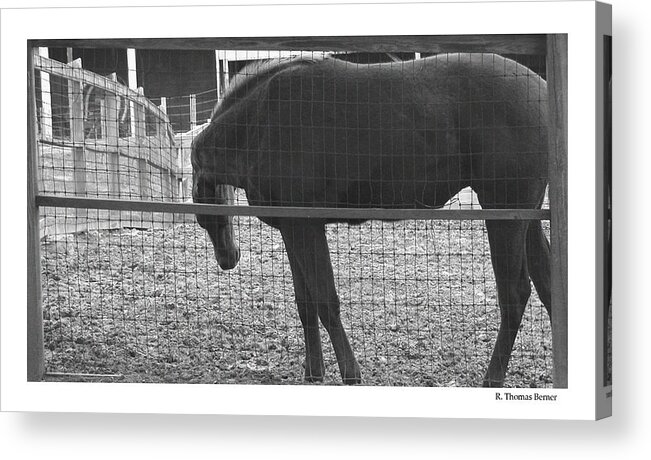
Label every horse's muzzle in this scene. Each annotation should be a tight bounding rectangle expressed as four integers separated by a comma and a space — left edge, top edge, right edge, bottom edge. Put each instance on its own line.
216, 247, 240, 270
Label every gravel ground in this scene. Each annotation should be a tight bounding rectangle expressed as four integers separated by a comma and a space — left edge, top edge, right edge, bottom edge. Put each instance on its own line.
41, 216, 553, 388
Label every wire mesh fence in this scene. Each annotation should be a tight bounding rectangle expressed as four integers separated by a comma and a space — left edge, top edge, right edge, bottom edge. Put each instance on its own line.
40, 214, 552, 386
32, 43, 554, 387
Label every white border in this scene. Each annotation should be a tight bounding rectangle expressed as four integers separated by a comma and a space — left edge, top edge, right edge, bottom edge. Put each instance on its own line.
1, 1, 598, 419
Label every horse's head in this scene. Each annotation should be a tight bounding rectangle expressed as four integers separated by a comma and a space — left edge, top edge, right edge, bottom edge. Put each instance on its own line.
193, 179, 240, 270
192, 129, 241, 271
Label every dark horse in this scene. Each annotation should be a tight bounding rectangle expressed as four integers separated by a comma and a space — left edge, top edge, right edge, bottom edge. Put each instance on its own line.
192, 54, 552, 387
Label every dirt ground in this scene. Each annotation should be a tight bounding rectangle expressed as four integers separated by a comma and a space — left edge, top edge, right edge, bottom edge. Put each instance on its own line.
40, 216, 553, 388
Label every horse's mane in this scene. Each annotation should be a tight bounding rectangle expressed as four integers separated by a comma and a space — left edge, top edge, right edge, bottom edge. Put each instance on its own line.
211, 56, 324, 120
193, 56, 324, 177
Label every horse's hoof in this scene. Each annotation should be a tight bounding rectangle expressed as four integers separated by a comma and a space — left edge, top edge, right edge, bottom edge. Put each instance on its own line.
304, 372, 324, 383
342, 373, 362, 385
302, 359, 325, 383
304, 375, 324, 383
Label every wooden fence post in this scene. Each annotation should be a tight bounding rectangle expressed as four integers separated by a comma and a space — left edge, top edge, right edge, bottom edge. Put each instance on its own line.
69, 58, 86, 197
189, 93, 197, 130
127, 48, 138, 138
547, 34, 569, 389
159, 96, 167, 115
68, 58, 87, 233
135, 88, 150, 202
157, 96, 177, 201
27, 45, 45, 381
37, 47, 52, 140
134, 88, 147, 139
218, 57, 230, 99
105, 73, 121, 229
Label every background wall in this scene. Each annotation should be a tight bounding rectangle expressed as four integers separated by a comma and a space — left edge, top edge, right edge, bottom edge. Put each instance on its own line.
2, 0, 648, 459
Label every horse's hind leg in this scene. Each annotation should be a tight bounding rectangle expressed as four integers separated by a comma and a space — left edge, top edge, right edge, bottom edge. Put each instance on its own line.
280, 219, 361, 384
526, 220, 552, 318
483, 220, 532, 387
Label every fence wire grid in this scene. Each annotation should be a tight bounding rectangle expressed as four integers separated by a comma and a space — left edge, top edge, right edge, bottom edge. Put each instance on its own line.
34, 46, 553, 387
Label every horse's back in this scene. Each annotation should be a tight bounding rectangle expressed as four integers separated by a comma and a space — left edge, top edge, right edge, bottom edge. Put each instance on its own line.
239, 54, 549, 211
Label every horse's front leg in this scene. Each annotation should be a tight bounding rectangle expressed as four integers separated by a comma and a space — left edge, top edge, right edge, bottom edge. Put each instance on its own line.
282, 235, 325, 382
280, 219, 361, 385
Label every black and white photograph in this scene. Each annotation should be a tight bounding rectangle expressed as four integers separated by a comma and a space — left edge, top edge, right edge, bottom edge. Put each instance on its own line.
7, 1, 648, 456
28, 37, 563, 390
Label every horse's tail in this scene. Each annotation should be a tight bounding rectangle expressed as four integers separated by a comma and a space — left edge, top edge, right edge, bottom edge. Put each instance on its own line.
526, 220, 552, 317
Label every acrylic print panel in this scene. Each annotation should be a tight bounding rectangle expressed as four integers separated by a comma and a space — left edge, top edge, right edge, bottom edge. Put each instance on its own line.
2, 1, 600, 419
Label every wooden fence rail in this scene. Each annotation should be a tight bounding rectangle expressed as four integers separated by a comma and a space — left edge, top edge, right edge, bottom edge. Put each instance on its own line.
36, 195, 551, 221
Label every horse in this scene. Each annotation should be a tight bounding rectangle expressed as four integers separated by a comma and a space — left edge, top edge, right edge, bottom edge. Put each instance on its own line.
191, 53, 552, 387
